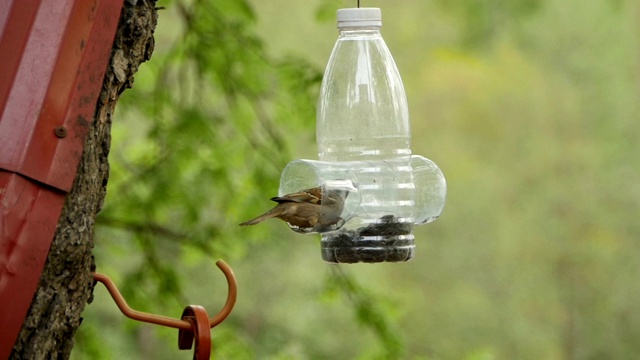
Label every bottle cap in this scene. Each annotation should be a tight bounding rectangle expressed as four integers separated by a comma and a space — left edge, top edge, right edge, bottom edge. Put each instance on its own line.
337, 8, 382, 29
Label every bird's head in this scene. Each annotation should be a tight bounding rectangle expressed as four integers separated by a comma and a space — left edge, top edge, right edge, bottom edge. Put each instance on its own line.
322, 179, 357, 204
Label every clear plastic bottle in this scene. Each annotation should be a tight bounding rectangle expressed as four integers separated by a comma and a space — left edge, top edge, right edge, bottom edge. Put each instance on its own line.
278, 156, 446, 263
276, 7, 446, 263
317, 8, 410, 162
315, 8, 417, 263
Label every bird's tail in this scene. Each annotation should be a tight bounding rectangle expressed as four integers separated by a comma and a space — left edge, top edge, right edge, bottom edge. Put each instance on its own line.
239, 208, 278, 226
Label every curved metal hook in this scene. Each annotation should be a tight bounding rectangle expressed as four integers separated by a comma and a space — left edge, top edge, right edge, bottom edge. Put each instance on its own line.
209, 260, 237, 327
92, 259, 237, 330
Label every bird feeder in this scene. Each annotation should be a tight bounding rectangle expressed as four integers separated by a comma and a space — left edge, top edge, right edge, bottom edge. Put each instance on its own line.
278, 8, 446, 263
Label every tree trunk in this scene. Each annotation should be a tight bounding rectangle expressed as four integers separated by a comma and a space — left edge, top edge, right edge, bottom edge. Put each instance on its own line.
10, 1, 157, 358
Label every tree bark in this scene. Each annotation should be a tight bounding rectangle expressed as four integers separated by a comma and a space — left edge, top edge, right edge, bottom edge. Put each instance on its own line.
10, 1, 157, 358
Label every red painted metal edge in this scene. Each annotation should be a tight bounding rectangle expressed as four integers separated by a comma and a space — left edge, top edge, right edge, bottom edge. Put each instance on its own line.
0, 0, 124, 357
0, 0, 41, 117
19, 0, 123, 191
0, 171, 67, 354
0, 0, 73, 177
0, 0, 123, 192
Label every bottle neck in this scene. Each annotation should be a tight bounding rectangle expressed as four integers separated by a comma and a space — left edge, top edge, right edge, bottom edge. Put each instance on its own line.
338, 27, 381, 37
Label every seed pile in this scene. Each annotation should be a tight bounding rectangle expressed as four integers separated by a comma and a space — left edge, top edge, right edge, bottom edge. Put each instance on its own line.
321, 215, 414, 263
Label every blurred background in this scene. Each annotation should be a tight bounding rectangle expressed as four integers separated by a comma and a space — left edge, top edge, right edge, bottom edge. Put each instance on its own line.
72, 0, 640, 359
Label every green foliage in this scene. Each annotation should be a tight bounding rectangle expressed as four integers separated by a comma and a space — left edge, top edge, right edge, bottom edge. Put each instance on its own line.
434, 0, 543, 47
96, 0, 323, 306
323, 267, 404, 359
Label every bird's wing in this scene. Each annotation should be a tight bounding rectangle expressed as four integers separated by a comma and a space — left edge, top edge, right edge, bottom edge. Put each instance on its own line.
270, 186, 323, 204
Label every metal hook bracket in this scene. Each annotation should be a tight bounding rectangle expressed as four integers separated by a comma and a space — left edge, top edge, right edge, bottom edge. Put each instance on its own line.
179, 305, 211, 360
92, 259, 237, 359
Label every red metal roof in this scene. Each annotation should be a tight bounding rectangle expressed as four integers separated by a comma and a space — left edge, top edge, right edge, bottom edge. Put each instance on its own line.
0, 0, 124, 356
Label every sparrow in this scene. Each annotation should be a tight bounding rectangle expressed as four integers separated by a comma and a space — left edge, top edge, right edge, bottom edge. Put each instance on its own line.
239, 185, 350, 233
